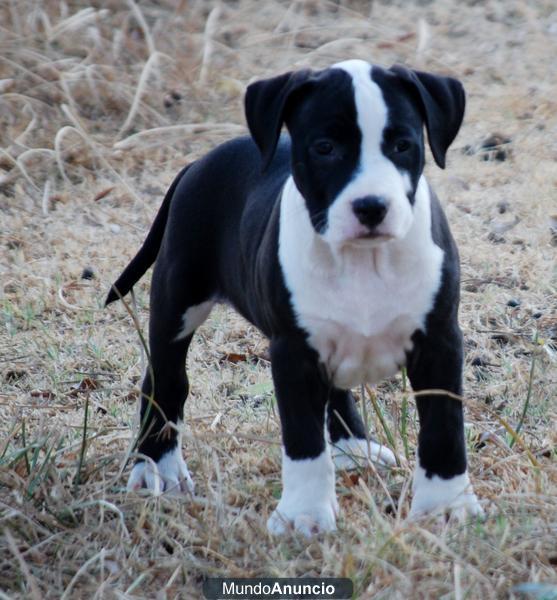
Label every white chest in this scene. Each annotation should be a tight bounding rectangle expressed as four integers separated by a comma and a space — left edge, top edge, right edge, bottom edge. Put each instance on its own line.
278, 176, 444, 389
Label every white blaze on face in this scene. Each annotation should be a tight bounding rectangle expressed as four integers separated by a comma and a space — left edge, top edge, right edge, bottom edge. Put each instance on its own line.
324, 59, 414, 246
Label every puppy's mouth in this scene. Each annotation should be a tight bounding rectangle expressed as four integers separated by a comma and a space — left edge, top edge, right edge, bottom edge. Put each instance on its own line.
347, 228, 395, 245
356, 230, 394, 241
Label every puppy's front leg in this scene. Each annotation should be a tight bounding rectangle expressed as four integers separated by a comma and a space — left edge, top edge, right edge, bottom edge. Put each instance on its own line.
267, 336, 339, 536
407, 322, 483, 520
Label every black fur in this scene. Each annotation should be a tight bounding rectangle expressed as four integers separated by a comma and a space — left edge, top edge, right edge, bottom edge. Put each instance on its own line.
105, 164, 191, 306
406, 186, 466, 478
106, 63, 468, 489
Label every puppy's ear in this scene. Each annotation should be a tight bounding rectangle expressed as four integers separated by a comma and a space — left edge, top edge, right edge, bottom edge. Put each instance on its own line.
245, 70, 312, 171
390, 65, 465, 169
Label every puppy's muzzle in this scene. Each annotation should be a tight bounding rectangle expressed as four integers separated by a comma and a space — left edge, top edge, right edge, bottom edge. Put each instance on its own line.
352, 195, 389, 231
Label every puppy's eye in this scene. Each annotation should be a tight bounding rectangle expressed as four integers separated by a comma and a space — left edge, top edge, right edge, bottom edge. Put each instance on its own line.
393, 139, 411, 153
313, 140, 334, 156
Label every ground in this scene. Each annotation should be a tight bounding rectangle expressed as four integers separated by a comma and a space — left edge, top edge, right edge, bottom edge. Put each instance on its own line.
1, 0, 556, 598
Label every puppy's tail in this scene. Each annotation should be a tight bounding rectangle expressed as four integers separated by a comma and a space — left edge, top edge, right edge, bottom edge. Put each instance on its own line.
105, 165, 190, 306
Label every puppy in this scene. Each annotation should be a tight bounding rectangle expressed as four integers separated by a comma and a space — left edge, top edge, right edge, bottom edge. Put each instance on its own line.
106, 59, 483, 535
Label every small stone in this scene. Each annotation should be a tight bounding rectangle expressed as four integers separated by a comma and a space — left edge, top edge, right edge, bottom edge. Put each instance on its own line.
506, 298, 520, 308
480, 133, 512, 162
462, 144, 475, 156
492, 333, 510, 345
81, 267, 95, 280
4, 369, 27, 383
481, 133, 511, 149
488, 231, 505, 244
6, 238, 23, 249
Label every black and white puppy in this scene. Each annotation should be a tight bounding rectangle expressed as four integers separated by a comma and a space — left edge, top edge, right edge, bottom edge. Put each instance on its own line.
106, 59, 483, 535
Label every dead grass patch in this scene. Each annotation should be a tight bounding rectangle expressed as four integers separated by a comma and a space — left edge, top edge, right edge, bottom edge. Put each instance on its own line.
1, 0, 556, 598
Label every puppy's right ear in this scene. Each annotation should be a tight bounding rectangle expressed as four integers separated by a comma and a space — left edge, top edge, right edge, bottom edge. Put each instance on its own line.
245, 70, 312, 171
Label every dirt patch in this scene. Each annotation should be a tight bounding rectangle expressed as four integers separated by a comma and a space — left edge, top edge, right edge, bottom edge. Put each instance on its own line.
1, 0, 556, 598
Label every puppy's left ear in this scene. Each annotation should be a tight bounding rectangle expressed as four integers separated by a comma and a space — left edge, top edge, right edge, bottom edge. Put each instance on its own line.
245, 70, 312, 171
390, 65, 465, 169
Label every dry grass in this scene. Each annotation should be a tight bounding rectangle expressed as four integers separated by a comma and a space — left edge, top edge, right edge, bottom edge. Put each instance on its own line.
1, 0, 556, 598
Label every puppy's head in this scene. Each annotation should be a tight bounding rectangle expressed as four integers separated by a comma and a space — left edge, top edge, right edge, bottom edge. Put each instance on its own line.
245, 60, 465, 246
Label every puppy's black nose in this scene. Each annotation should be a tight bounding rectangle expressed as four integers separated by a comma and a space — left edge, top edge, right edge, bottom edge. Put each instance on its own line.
352, 196, 388, 228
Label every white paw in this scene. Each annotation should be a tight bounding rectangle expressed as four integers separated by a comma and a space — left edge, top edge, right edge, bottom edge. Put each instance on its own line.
267, 449, 339, 537
409, 465, 484, 522
331, 436, 396, 470
127, 445, 195, 495
268, 500, 338, 537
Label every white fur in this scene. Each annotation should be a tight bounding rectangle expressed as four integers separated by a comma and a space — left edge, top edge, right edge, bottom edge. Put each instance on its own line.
278, 58, 444, 388
331, 436, 396, 470
278, 175, 443, 388
325, 59, 414, 245
175, 300, 214, 341
267, 448, 339, 536
127, 444, 195, 495
410, 464, 484, 521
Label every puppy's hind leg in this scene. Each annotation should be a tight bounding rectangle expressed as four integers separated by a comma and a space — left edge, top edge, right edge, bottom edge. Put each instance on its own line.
127, 266, 214, 495
327, 389, 396, 470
